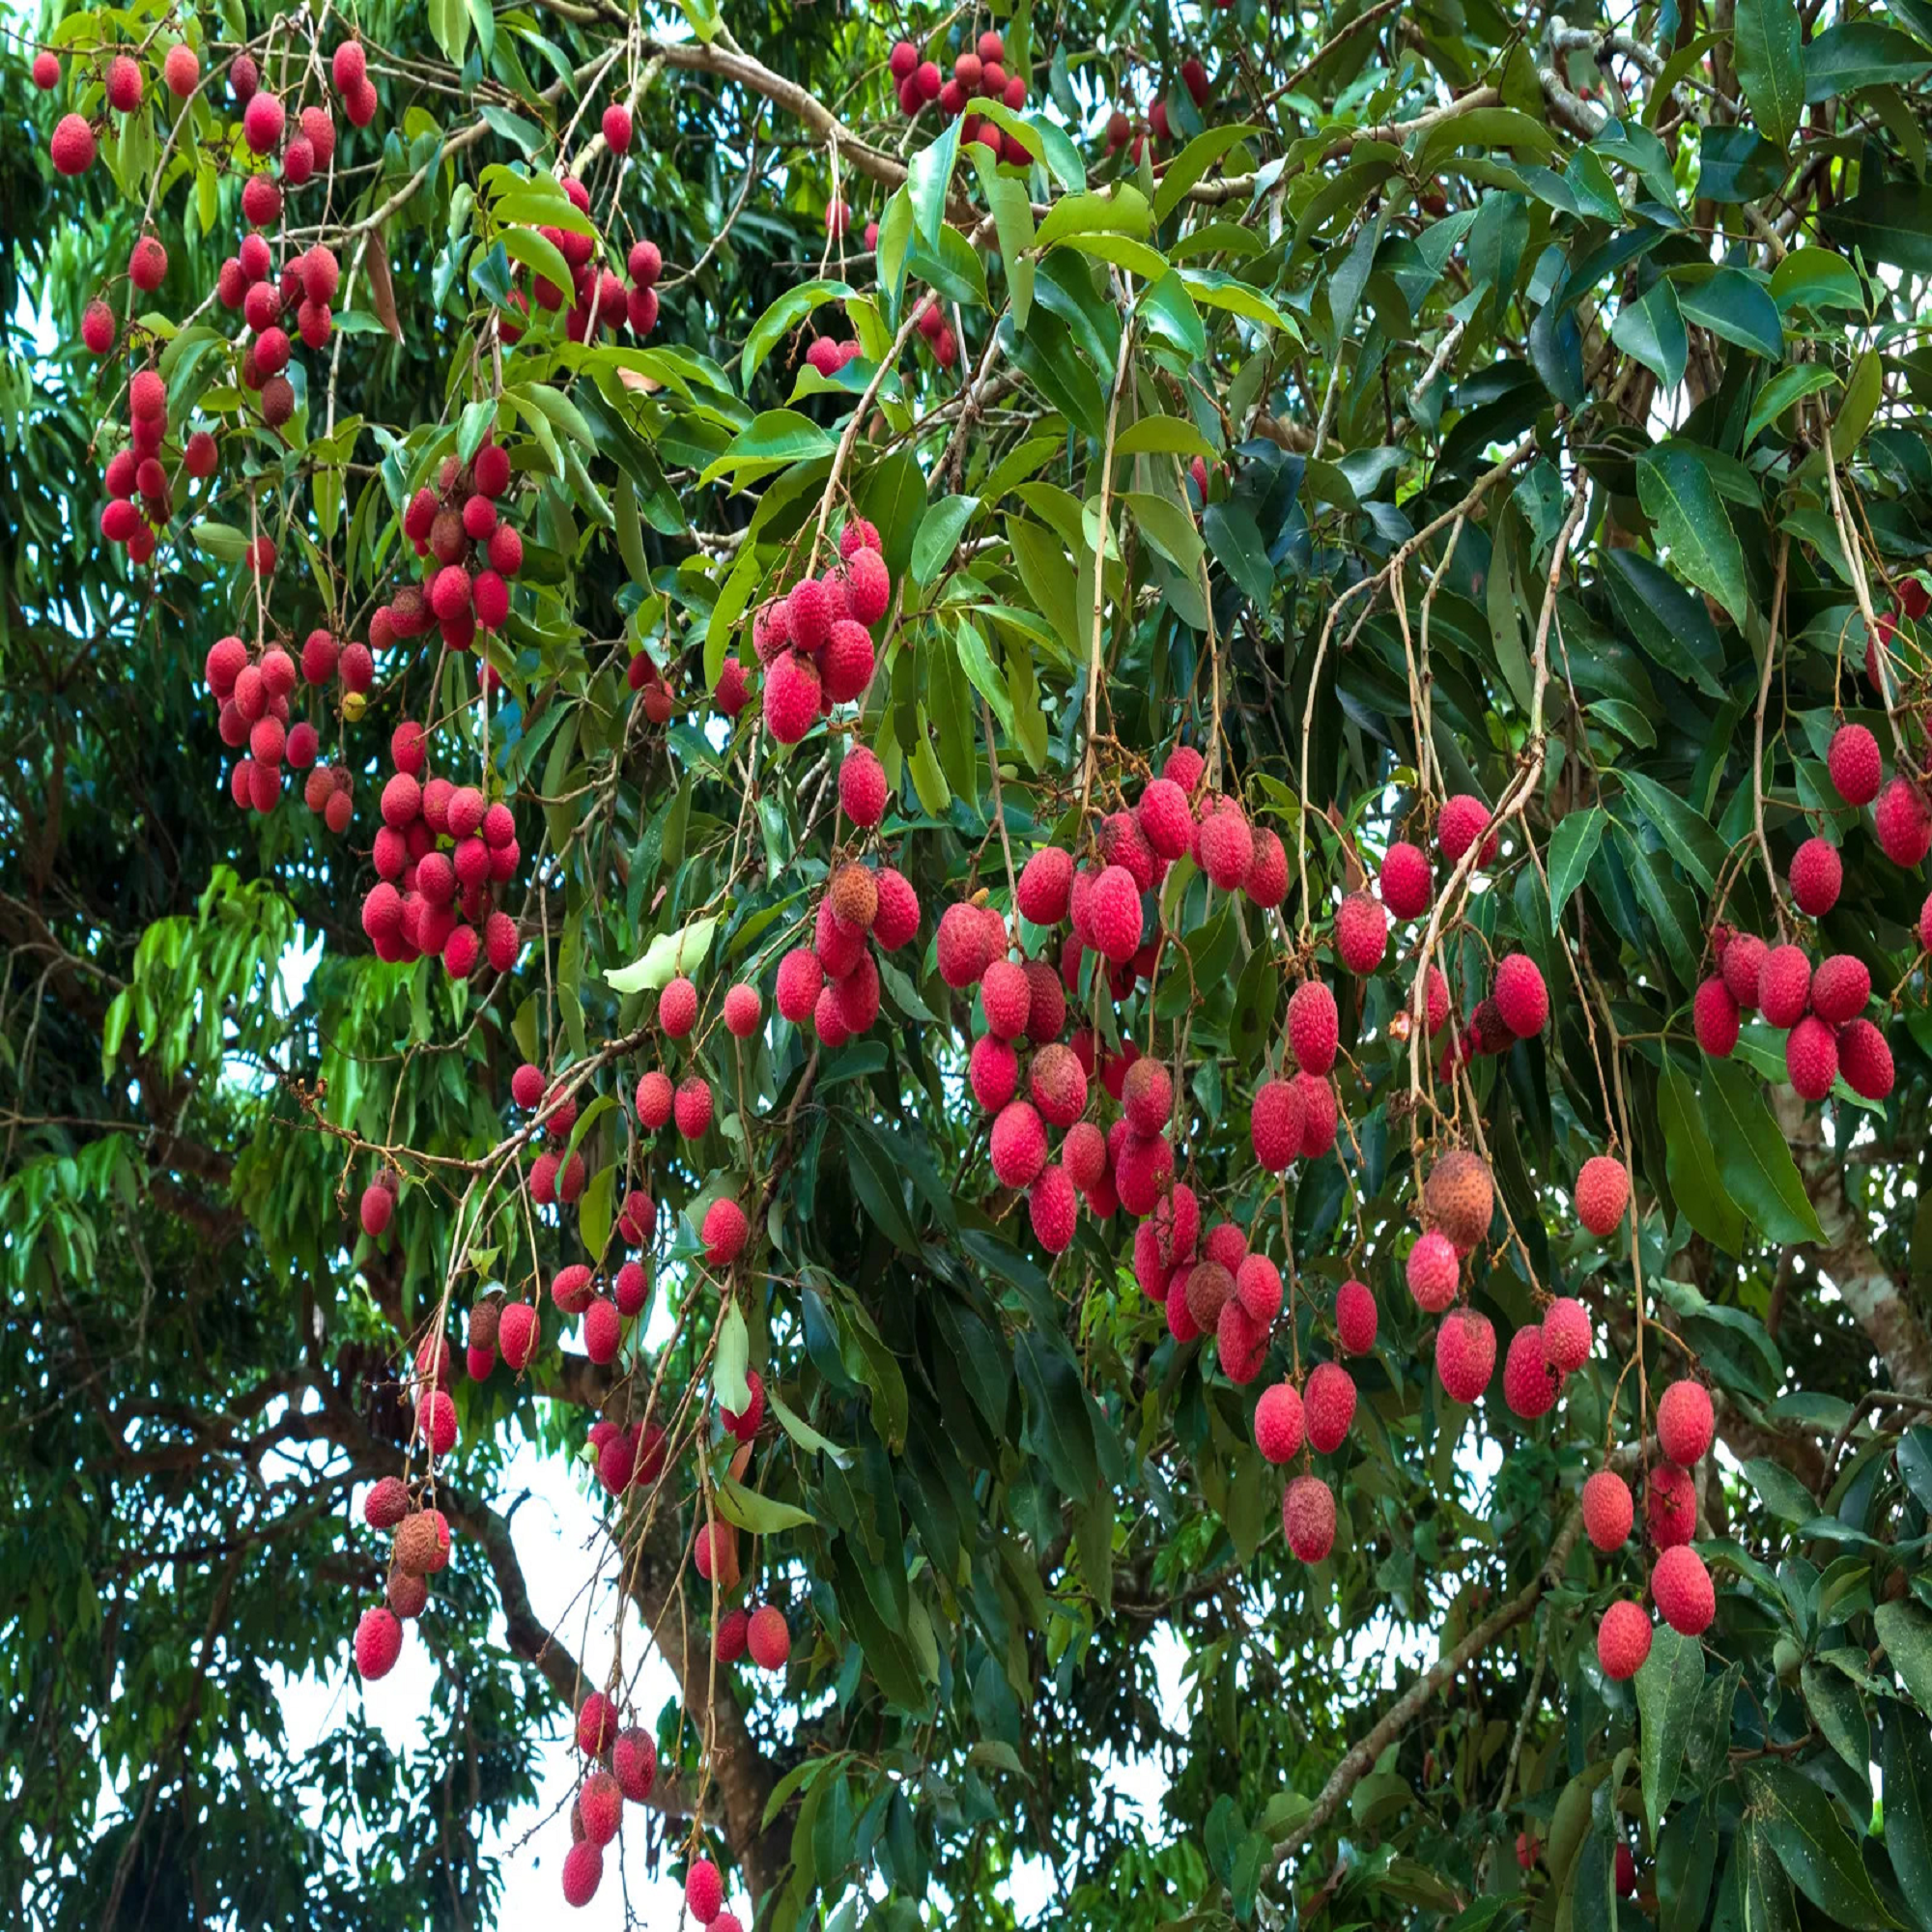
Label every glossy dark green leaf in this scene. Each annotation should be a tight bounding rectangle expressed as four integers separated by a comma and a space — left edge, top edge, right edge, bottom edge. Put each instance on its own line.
1741, 1762, 1893, 1928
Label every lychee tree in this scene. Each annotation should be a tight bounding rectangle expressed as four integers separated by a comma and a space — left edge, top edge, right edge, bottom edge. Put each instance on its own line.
8, 0, 1932, 1925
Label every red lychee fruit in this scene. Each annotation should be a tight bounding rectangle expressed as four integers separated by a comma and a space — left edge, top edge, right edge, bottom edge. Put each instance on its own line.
1287, 980, 1339, 1075
1657, 1379, 1714, 1467
1244, 829, 1289, 907
1693, 977, 1740, 1057
1597, 1599, 1653, 1681
1789, 838, 1841, 917
1017, 845, 1073, 924
1029, 1166, 1078, 1252
685, 1859, 724, 1923
1435, 1307, 1496, 1405
106, 53, 143, 111
32, 50, 59, 88
980, 957, 1031, 1039
724, 983, 761, 1037
1335, 1279, 1377, 1353
1137, 778, 1193, 860
1720, 931, 1767, 1009
561, 1840, 604, 1906
635, 1068, 674, 1129
1785, 1013, 1838, 1100
1651, 1544, 1715, 1635
659, 975, 698, 1037
1839, 1017, 1893, 1099
1063, 1120, 1107, 1192
1493, 952, 1548, 1037
674, 1075, 714, 1138
1235, 1253, 1282, 1327
763, 649, 821, 743
775, 950, 823, 1023
365, 1476, 411, 1528
1122, 1058, 1173, 1136
1575, 1156, 1631, 1237
50, 113, 97, 175
1295, 1074, 1338, 1158
1876, 776, 1932, 867
1029, 1043, 1087, 1128
579, 1768, 624, 1845
1828, 722, 1883, 806
990, 1100, 1048, 1188
969, 1035, 1018, 1113
747, 1605, 791, 1670
612, 1726, 657, 1802
1543, 1295, 1593, 1373
838, 747, 888, 827
1406, 1232, 1459, 1312
1184, 1259, 1234, 1333
1381, 839, 1433, 920
1425, 1150, 1493, 1255
1334, 892, 1387, 974
355, 1605, 403, 1680
1087, 865, 1143, 962
872, 867, 920, 951
1647, 1463, 1695, 1548
1304, 1361, 1356, 1453
1583, 1469, 1634, 1551
1254, 1381, 1305, 1463
1810, 953, 1870, 1024
1195, 798, 1254, 889
1437, 793, 1497, 866
1251, 1079, 1304, 1172
1757, 944, 1811, 1028
498, 1302, 539, 1370
1283, 1473, 1336, 1562
1502, 1322, 1557, 1419
701, 1196, 748, 1266
937, 900, 1000, 987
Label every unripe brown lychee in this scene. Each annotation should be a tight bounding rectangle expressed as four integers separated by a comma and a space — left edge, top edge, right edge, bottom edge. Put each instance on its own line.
395, 1508, 451, 1576
364, 1475, 411, 1528
1184, 1260, 1234, 1331
1424, 1150, 1492, 1255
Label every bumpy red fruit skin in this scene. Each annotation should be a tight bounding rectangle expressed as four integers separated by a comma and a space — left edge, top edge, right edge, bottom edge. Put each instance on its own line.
747, 1604, 791, 1670
1575, 1157, 1631, 1237
1839, 1018, 1894, 1100
1244, 828, 1289, 907
1381, 839, 1434, 919
1657, 1379, 1714, 1467
561, 1840, 604, 1907
1785, 1014, 1838, 1101
1016, 845, 1073, 924
674, 1075, 714, 1138
634, 1068, 673, 1129
1406, 1231, 1460, 1313
1437, 793, 1496, 865
1583, 1469, 1634, 1551
990, 1101, 1048, 1188
1251, 1079, 1303, 1172
1597, 1600, 1653, 1681
659, 975, 698, 1037
1137, 778, 1193, 860
576, 1691, 616, 1756
1234, 1253, 1280, 1326
51, 113, 97, 175
1652, 1544, 1716, 1635
1287, 980, 1340, 1076
1720, 932, 1767, 1009
1493, 952, 1548, 1037
1087, 866, 1143, 963
1295, 1074, 1338, 1157
365, 1475, 411, 1528
1303, 1362, 1356, 1453
1789, 838, 1842, 917
1335, 1279, 1378, 1353
763, 649, 820, 743
1283, 1474, 1336, 1562
1435, 1308, 1497, 1404
1758, 944, 1811, 1028
1648, 1463, 1695, 1548
1810, 953, 1870, 1025
686, 1859, 724, 1923
701, 1197, 748, 1265
1693, 977, 1740, 1058
355, 1606, 403, 1680
1543, 1295, 1593, 1373
497, 1302, 539, 1370
838, 747, 888, 827
1502, 1322, 1557, 1419
1029, 1043, 1087, 1128
1876, 776, 1932, 867
1425, 1151, 1493, 1256
1254, 1381, 1304, 1463
1195, 799, 1254, 889
612, 1727, 657, 1803
1028, 1166, 1078, 1251
1334, 892, 1387, 974
980, 958, 1032, 1039
724, 983, 761, 1037
1828, 723, 1883, 807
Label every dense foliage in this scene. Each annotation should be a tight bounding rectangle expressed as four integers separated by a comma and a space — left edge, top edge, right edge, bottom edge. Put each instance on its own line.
8, 0, 1932, 1926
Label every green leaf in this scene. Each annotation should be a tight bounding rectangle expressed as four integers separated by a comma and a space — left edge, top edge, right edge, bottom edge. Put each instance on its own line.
1821, 175, 1932, 276
715, 1473, 816, 1534
1878, 1601, 1932, 1712
1734, 0, 1806, 150
1662, 1058, 1747, 1255
1735, 1816, 1802, 1932
1153, 123, 1260, 221
1178, 268, 1293, 332
768, 1389, 853, 1465
1116, 413, 1218, 463
1770, 247, 1868, 315
1881, 1706, 1932, 1932
1801, 1662, 1871, 1780
1742, 1456, 1817, 1524
1804, 23, 1931, 99
911, 495, 978, 586
1677, 268, 1784, 359
741, 277, 853, 388
1636, 442, 1749, 626
697, 410, 836, 489
968, 145, 1037, 329
714, 1299, 751, 1413
1138, 271, 1208, 362
1611, 278, 1689, 393
1739, 1761, 1894, 1929
909, 118, 963, 255
1636, 1625, 1706, 1837
1034, 185, 1152, 251
1618, 770, 1725, 891
1698, 1060, 1827, 1244
1203, 501, 1275, 608
605, 914, 720, 994
1123, 491, 1205, 576
1833, 351, 1883, 462
1747, 363, 1841, 444
613, 474, 648, 589
1548, 806, 1607, 928
838, 1116, 923, 1253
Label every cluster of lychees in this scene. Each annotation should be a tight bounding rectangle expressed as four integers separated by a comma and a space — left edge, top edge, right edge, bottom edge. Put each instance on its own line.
357, 729, 523, 976
886, 29, 1029, 161
97, 361, 215, 564
551, 1694, 676, 1909
1591, 1378, 1719, 1680
504, 171, 665, 346
753, 517, 897, 742
1102, 60, 1211, 162
204, 629, 356, 820
386, 442, 526, 654
214, 237, 342, 427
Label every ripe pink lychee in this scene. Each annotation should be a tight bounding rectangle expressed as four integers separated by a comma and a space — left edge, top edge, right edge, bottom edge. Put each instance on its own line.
1406, 1231, 1460, 1313
1194, 798, 1254, 889
838, 747, 888, 827
1810, 953, 1870, 1025
1334, 892, 1387, 974
1283, 1473, 1336, 1562
659, 974, 699, 1037
1789, 838, 1841, 917
724, 983, 761, 1037
1381, 840, 1433, 919
1287, 980, 1339, 1075
1785, 1014, 1838, 1100
635, 1068, 674, 1128
1251, 1079, 1303, 1172
1719, 932, 1767, 1009
1244, 829, 1289, 907
1829, 723, 1883, 806
1839, 1017, 1894, 1099
1437, 793, 1497, 866
1583, 1469, 1634, 1550
1296, 1074, 1338, 1157
1651, 1544, 1715, 1635
1876, 775, 1932, 867
561, 1839, 604, 1907
701, 1196, 747, 1265
1235, 1253, 1281, 1325
355, 1605, 403, 1680
1493, 952, 1548, 1037
1028, 1165, 1077, 1252
1304, 1361, 1355, 1453
990, 1100, 1048, 1188
748, 1605, 791, 1670
612, 1727, 657, 1803
576, 1691, 616, 1755
969, 1035, 1018, 1113
1502, 1322, 1557, 1419
1137, 778, 1193, 859
674, 1075, 714, 1138
1435, 1308, 1496, 1405
1693, 977, 1740, 1057
1335, 1278, 1378, 1353
686, 1859, 724, 1923
1657, 1379, 1714, 1467
1647, 1463, 1695, 1548
937, 900, 1000, 986
1758, 944, 1811, 1028
1543, 1295, 1593, 1373
1087, 866, 1143, 962
498, 1302, 539, 1371
1017, 846, 1073, 924
1254, 1381, 1304, 1463
1575, 1156, 1630, 1237
1597, 1599, 1653, 1681
579, 1768, 624, 1845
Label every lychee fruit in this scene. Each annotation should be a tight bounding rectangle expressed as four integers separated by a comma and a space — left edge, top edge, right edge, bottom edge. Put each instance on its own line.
1720, 932, 1767, 1009
355, 1605, 403, 1680
1757, 944, 1811, 1028
1406, 1231, 1460, 1312
1789, 838, 1841, 917
990, 1101, 1048, 1188
1195, 798, 1254, 889
1651, 1544, 1715, 1635
635, 1068, 674, 1128
724, 983, 762, 1037
1810, 953, 1870, 1024
838, 746, 888, 826
1017, 845, 1073, 924
1028, 1165, 1078, 1252
969, 1035, 1018, 1113
579, 1768, 624, 1845
1647, 1463, 1696, 1548
1335, 1278, 1378, 1353
1838, 1017, 1893, 1099
1543, 1295, 1593, 1373
1334, 892, 1387, 974
674, 1075, 714, 1138
1235, 1253, 1281, 1325
980, 957, 1031, 1038
1583, 1469, 1634, 1550
1657, 1379, 1714, 1467
612, 1727, 657, 1803
1251, 1079, 1304, 1172
1693, 977, 1740, 1057
1122, 1058, 1173, 1136
1876, 776, 1932, 867
1437, 793, 1497, 866
561, 1840, 604, 1906
1501, 1322, 1557, 1419
1283, 1473, 1336, 1562
1381, 840, 1433, 919
747, 1605, 791, 1670
1244, 829, 1289, 907
1304, 1361, 1356, 1453
1184, 1260, 1234, 1332
1597, 1599, 1653, 1681
1575, 1156, 1630, 1237
1295, 1074, 1338, 1157
701, 1196, 748, 1266
1287, 980, 1339, 1075
1254, 1381, 1304, 1463
1137, 778, 1193, 860
1785, 1014, 1838, 1100
1828, 722, 1882, 806
1087, 865, 1143, 962
685, 1859, 724, 1923
659, 974, 698, 1037
1435, 1308, 1496, 1405
1424, 1150, 1493, 1255
1492, 952, 1548, 1037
